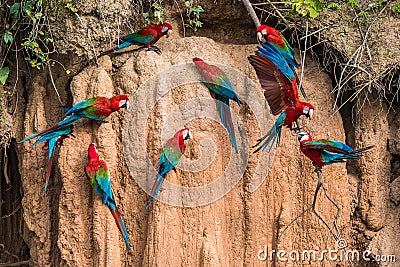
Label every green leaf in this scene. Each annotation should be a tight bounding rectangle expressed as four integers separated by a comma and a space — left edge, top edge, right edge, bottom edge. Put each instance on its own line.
9, 2, 21, 16
4, 32, 13, 44
0, 67, 10, 85
193, 6, 204, 13
309, 7, 319, 18
327, 3, 340, 9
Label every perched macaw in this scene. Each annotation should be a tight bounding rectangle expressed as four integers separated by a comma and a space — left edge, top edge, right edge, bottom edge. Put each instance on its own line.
85, 143, 131, 249
298, 132, 373, 171
101, 23, 173, 55
193, 57, 240, 153
31, 125, 73, 191
248, 43, 314, 152
256, 25, 307, 99
146, 128, 191, 209
19, 95, 129, 144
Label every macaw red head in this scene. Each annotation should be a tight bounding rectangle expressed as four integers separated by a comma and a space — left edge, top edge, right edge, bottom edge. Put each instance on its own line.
175, 128, 191, 141
110, 94, 129, 111
297, 132, 312, 143
181, 128, 191, 140
256, 24, 279, 43
256, 25, 269, 43
173, 128, 191, 152
192, 57, 207, 68
161, 22, 173, 38
302, 102, 314, 119
88, 143, 100, 161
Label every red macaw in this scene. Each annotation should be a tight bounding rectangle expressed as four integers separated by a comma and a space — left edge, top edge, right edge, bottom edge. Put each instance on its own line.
19, 95, 129, 144
85, 143, 131, 249
193, 57, 240, 153
256, 25, 307, 99
248, 43, 314, 152
298, 132, 373, 171
101, 23, 172, 55
146, 128, 191, 209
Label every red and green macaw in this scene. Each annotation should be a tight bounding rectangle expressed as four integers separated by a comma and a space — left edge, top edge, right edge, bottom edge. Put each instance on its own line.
256, 25, 307, 99
85, 143, 131, 249
146, 128, 191, 209
248, 42, 314, 152
298, 132, 373, 171
19, 95, 129, 144
193, 57, 240, 153
31, 125, 73, 191
101, 23, 172, 55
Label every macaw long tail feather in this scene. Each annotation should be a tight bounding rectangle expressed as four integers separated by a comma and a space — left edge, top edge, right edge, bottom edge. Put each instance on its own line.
20, 115, 80, 144
328, 145, 374, 164
350, 145, 374, 155
44, 148, 56, 192
216, 94, 238, 154
99, 45, 118, 56
146, 173, 166, 210
109, 206, 131, 249
252, 113, 285, 153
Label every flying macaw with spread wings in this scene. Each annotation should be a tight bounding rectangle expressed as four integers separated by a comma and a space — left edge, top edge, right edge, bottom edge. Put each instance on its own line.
248, 42, 314, 152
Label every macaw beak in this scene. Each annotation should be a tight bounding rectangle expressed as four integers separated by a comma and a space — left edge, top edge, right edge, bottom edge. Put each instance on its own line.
257, 32, 262, 42
257, 32, 266, 43
308, 109, 314, 119
166, 29, 172, 38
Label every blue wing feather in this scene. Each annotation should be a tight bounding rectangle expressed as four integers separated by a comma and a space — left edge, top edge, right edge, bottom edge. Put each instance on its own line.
256, 43, 294, 81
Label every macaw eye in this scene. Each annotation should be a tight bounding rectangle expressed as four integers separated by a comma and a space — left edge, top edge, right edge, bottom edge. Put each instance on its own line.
162, 26, 169, 33
262, 29, 267, 35
303, 106, 310, 114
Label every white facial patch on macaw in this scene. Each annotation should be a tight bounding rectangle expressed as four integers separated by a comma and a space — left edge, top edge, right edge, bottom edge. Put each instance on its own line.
298, 132, 310, 142
119, 99, 127, 108
182, 129, 191, 140
92, 143, 98, 153
303, 106, 310, 114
